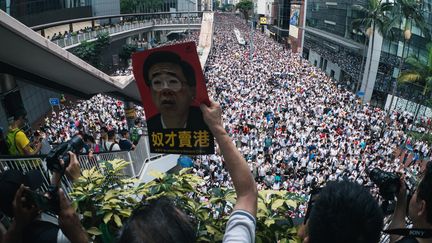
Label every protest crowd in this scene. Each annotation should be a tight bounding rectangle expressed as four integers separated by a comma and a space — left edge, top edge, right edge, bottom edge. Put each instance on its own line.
191, 13, 431, 217
5, 13, 430, 217
2, 13, 432, 243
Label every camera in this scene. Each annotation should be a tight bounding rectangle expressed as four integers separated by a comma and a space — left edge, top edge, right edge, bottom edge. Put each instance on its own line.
368, 168, 401, 201
46, 135, 84, 173
368, 168, 418, 215
23, 185, 60, 215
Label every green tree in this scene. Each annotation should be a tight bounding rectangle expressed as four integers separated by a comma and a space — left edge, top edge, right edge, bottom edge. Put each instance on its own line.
72, 32, 110, 69
222, 3, 234, 12
388, 0, 430, 111
398, 43, 432, 118
140, 0, 163, 13
398, 44, 432, 95
72, 162, 305, 242
120, 0, 137, 13
119, 44, 137, 69
236, 0, 253, 24
214, 0, 220, 10
353, 0, 394, 102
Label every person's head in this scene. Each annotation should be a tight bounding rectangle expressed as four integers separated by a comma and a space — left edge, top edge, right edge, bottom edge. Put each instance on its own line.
409, 161, 432, 226
134, 119, 141, 126
304, 181, 383, 243
11, 108, 28, 128
108, 130, 116, 140
101, 127, 108, 137
83, 134, 95, 145
121, 129, 129, 138
142, 51, 197, 120
117, 197, 195, 243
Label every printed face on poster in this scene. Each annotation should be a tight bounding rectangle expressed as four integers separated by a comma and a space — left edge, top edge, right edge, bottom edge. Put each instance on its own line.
132, 42, 215, 155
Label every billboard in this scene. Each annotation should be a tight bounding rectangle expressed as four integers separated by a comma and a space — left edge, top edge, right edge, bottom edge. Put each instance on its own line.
289, 5, 300, 38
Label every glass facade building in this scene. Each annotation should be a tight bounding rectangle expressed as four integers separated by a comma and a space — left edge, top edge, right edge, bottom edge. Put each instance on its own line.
303, 0, 432, 107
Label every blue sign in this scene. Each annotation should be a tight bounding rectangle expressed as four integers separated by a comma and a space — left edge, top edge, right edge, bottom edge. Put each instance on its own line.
357, 91, 365, 97
178, 155, 193, 168
49, 98, 60, 106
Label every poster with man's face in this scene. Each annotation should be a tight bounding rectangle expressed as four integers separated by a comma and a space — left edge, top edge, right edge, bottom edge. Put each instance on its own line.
132, 42, 214, 155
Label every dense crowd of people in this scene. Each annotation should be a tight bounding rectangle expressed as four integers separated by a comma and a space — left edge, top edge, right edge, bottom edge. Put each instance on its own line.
2, 12, 432, 243
191, 13, 431, 217
304, 39, 362, 81
35, 94, 144, 152
4, 12, 431, 219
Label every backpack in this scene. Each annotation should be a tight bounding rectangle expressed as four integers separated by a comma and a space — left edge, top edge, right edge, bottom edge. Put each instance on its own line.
130, 127, 139, 143
5, 129, 21, 155
104, 141, 118, 152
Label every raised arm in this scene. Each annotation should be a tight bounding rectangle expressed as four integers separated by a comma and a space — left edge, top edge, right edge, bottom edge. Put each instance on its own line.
200, 101, 257, 216
387, 179, 407, 243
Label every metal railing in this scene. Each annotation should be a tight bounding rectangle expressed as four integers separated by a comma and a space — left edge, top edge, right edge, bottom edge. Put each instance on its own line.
51, 17, 202, 48
0, 136, 162, 194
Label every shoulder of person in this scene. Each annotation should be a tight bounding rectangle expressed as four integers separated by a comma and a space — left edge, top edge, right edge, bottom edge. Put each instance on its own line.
15, 129, 27, 138
223, 210, 256, 243
146, 114, 162, 130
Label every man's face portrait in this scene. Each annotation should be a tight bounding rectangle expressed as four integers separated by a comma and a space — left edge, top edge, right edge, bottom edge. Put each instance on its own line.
133, 42, 215, 154
148, 62, 196, 126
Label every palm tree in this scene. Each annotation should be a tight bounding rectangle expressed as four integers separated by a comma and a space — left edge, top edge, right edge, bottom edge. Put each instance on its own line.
387, 0, 430, 112
398, 43, 432, 119
352, 0, 394, 102
236, 0, 253, 24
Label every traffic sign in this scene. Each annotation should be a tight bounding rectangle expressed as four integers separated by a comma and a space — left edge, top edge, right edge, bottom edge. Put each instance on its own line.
49, 98, 60, 106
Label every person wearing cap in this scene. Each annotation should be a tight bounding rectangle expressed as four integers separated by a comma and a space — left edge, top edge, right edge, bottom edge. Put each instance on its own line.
0, 153, 87, 243
142, 51, 209, 130
6, 109, 42, 156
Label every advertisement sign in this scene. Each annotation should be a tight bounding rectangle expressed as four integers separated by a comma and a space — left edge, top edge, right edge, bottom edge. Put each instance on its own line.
289, 5, 300, 38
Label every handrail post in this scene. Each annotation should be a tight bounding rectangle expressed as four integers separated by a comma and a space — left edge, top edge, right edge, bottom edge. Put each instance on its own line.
127, 152, 136, 177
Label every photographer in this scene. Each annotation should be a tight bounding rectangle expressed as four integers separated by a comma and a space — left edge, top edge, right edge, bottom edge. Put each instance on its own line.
299, 181, 384, 243
0, 152, 88, 243
6, 109, 42, 156
387, 162, 432, 243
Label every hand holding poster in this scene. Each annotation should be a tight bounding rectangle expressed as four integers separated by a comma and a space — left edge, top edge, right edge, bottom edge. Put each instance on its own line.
132, 42, 215, 155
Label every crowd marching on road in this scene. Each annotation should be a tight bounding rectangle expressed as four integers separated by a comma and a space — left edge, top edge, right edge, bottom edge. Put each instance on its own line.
191, 13, 431, 217
2, 13, 431, 219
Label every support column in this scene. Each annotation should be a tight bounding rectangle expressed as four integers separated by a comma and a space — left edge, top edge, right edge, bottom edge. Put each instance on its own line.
124, 100, 136, 130
361, 28, 383, 103
147, 31, 152, 49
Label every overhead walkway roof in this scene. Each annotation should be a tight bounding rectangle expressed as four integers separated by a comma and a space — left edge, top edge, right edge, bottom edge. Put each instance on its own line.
0, 10, 213, 103
0, 10, 141, 102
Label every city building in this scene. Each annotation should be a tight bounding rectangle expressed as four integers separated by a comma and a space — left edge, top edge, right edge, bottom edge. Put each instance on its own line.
301, 0, 432, 111
264, 0, 304, 52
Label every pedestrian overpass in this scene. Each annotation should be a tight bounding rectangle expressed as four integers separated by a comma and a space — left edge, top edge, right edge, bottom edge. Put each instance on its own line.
0, 9, 214, 182
0, 10, 214, 103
